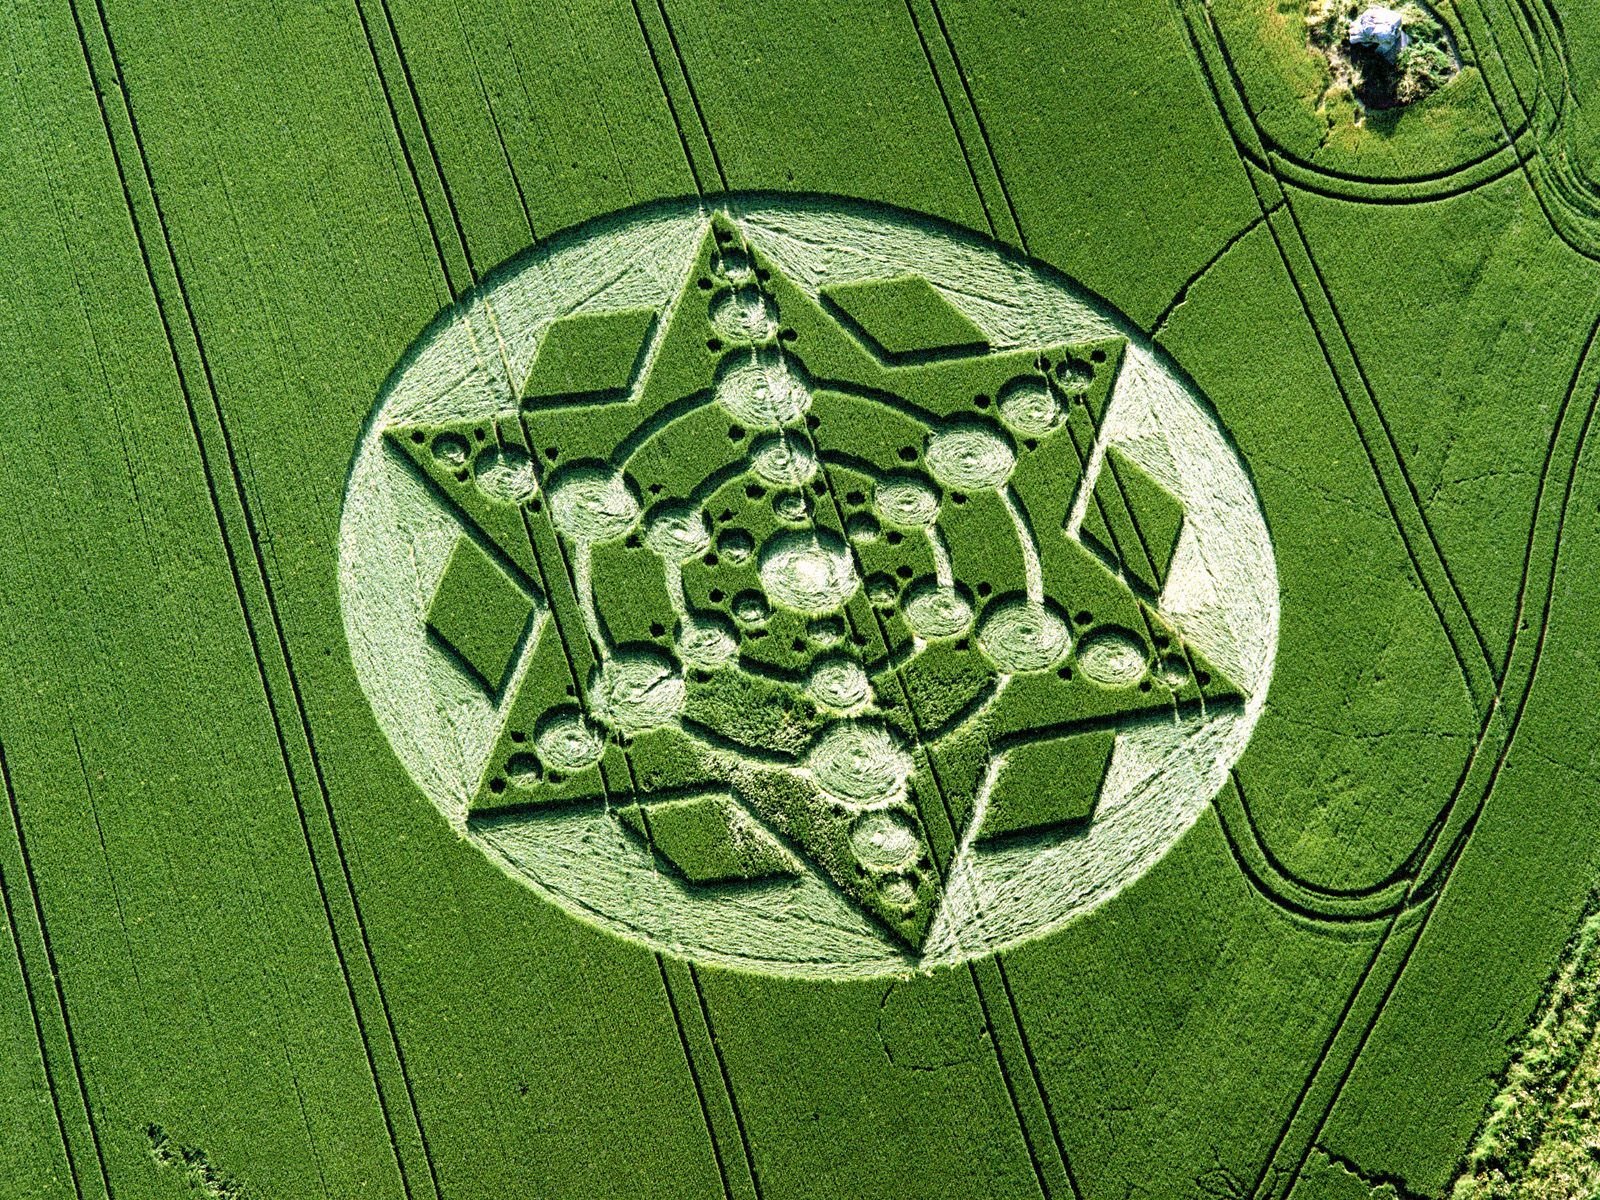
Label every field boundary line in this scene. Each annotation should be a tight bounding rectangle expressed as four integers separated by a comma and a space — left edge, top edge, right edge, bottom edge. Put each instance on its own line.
1013, 142, 1407, 1176
352, 3, 760, 1190
0, 740, 106, 1199
683, 961, 764, 1200
1258, 311, 1600, 1197
65, 2, 444, 1195
1167, 3, 1503, 1191
510, 390, 752, 1199
1178, 0, 1498, 710
348, 0, 466, 301
1170, 0, 1510, 865
485, 9, 760, 1187
1149, 205, 1276, 338
900, 0, 1004, 240
452, 8, 539, 237
2, 36, 121, 1197
364, 0, 478, 286
650, 0, 727, 194
788, 296, 1066, 1196
1171, 0, 1568, 876
658, 959, 743, 1200
625, 6, 1063, 1190
924, 0, 1028, 247
1150, 3, 1600, 1192
897, 4, 1202, 1193
1450, 0, 1600, 264
0, 834, 84, 1200
1168, 2, 1533, 205
629, 0, 719, 193
903, 0, 1020, 246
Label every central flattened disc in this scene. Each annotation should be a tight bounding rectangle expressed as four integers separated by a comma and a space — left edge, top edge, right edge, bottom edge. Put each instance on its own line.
758, 530, 857, 614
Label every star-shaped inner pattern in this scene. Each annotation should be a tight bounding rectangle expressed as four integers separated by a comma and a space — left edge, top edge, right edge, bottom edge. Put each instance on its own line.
385, 213, 1241, 952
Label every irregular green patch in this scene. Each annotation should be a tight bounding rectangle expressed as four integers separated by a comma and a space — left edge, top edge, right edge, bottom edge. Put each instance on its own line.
1452, 898, 1600, 1199
1203, 0, 1500, 175
147, 1125, 249, 1199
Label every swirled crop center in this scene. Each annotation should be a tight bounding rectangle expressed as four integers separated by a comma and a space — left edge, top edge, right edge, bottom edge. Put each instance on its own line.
338, 196, 1278, 978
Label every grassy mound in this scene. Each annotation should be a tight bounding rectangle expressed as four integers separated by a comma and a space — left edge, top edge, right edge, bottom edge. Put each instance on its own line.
1307, 1, 1461, 117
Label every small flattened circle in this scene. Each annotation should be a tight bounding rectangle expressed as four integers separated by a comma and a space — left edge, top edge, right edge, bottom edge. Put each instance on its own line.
713, 351, 812, 428
773, 490, 809, 523
997, 377, 1062, 436
845, 511, 881, 544
808, 721, 913, 806
474, 445, 538, 503
715, 248, 754, 282
759, 530, 858, 613
1076, 629, 1148, 687
535, 712, 604, 773
709, 286, 778, 344
865, 573, 899, 608
678, 616, 739, 669
977, 599, 1070, 671
749, 432, 818, 486
717, 528, 755, 564
806, 655, 871, 713
548, 466, 640, 544
505, 751, 542, 787
924, 421, 1015, 490
432, 432, 470, 467
1057, 358, 1095, 395
850, 809, 922, 872
880, 876, 918, 910
588, 651, 685, 734
1157, 654, 1191, 688
807, 616, 845, 648
644, 502, 711, 561
901, 583, 974, 639
874, 473, 940, 527
732, 590, 771, 626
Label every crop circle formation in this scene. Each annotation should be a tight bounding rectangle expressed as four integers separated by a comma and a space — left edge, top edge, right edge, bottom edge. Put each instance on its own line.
339, 196, 1278, 978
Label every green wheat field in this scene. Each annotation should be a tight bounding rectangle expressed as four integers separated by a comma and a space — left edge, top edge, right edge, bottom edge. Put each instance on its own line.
4, 0, 1600, 1197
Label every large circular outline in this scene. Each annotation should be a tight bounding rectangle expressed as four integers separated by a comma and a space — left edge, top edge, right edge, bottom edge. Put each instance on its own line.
338, 193, 1280, 977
